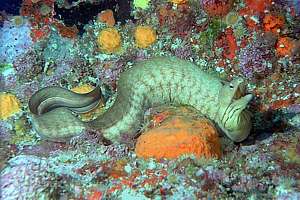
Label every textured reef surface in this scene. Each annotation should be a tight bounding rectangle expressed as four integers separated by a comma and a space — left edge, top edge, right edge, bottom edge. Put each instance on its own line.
0, 0, 300, 199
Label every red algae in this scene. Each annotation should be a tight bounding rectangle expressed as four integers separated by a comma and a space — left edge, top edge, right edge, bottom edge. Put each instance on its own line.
200, 0, 234, 17
245, 0, 272, 14
20, 0, 54, 41
263, 14, 285, 34
53, 21, 78, 39
215, 27, 238, 60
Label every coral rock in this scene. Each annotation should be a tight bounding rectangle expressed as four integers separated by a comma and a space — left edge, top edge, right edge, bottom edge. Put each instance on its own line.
135, 114, 222, 159
13, 49, 42, 81
0, 93, 21, 120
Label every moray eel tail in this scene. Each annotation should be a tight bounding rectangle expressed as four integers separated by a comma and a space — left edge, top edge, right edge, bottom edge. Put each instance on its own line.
29, 85, 104, 142
29, 85, 103, 115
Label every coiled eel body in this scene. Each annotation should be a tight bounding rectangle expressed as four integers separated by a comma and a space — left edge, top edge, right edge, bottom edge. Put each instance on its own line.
29, 57, 253, 143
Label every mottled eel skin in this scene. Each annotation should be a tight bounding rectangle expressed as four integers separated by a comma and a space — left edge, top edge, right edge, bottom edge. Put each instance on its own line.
29, 57, 253, 143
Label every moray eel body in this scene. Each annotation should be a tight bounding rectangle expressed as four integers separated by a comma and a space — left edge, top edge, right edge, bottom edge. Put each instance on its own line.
29, 57, 253, 143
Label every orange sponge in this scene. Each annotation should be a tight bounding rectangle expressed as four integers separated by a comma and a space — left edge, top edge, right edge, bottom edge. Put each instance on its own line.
135, 115, 222, 160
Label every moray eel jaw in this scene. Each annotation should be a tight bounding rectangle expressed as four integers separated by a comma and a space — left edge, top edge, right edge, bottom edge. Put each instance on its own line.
216, 78, 253, 142
217, 94, 253, 142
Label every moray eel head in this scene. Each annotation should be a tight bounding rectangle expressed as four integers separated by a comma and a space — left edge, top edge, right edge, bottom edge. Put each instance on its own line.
217, 78, 253, 142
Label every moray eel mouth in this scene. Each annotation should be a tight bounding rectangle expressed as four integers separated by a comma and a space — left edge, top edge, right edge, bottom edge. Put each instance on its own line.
217, 78, 253, 142
233, 82, 246, 100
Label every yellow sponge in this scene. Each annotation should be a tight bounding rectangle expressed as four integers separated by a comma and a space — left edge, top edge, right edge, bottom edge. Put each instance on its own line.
169, 0, 187, 4
134, 25, 157, 48
71, 84, 105, 121
0, 93, 21, 120
97, 28, 121, 53
71, 84, 95, 93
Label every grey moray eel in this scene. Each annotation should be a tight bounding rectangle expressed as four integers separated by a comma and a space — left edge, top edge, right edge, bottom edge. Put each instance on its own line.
29, 57, 253, 143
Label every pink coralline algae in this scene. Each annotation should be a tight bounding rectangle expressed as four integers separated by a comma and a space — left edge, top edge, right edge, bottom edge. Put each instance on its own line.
172, 43, 193, 59
96, 60, 126, 91
0, 19, 33, 63
13, 50, 43, 81
15, 80, 40, 103
0, 155, 58, 200
286, 104, 300, 114
0, 121, 12, 142
0, 72, 17, 92
238, 41, 274, 78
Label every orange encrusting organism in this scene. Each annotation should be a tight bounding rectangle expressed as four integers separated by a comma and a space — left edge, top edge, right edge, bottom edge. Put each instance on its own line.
87, 189, 103, 200
135, 115, 222, 160
263, 14, 285, 34
215, 28, 238, 60
98, 9, 115, 27
275, 37, 295, 57
53, 21, 78, 39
